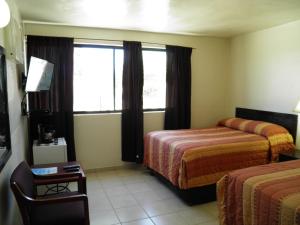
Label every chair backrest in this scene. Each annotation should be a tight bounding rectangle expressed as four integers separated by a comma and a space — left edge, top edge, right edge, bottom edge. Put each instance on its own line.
10, 161, 35, 225
10, 161, 35, 197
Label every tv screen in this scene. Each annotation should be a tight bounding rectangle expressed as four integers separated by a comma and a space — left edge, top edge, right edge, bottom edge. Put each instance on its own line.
25, 56, 54, 92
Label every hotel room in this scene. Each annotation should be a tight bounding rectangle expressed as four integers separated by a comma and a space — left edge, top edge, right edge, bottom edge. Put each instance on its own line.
0, 0, 300, 225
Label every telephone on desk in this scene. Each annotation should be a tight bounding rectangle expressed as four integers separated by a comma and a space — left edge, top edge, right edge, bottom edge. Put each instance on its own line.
63, 164, 80, 172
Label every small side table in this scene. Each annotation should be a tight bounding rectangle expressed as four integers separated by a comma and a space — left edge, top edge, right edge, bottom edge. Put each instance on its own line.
279, 150, 300, 162
32, 161, 87, 195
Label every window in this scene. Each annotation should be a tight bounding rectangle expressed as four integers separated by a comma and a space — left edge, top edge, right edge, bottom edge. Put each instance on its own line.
143, 49, 166, 109
73, 44, 166, 113
73, 46, 118, 112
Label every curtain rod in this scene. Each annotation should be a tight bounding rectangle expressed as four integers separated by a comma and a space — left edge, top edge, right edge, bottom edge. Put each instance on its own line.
25, 35, 195, 49
75, 37, 195, 49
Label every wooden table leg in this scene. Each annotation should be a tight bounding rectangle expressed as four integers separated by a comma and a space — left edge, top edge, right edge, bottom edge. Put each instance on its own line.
78, 177, 87, 194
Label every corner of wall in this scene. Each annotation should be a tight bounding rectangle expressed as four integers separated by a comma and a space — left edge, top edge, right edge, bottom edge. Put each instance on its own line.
0, 0, 28, 224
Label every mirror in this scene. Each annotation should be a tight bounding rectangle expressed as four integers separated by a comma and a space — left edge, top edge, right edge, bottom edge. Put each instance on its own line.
0, 45, 11, 172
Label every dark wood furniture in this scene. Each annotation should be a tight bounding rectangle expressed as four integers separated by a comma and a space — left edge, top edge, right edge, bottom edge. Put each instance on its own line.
148, 107, 298, 205
32, 161, 87, 194
10, 161, 89, 225
279, 150, 300, 162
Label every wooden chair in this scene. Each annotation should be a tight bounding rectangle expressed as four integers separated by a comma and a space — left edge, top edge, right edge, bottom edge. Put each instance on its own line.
10, 161, 90, 225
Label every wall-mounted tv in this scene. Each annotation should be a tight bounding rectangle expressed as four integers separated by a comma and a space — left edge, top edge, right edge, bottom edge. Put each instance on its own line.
25, 56, 54, 92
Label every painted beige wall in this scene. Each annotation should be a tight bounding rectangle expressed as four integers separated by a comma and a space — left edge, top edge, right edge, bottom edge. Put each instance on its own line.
74, 113, 123, 169
228, 19, 300, 145
74, 112, 165, 169
25, 24, 230, 169
0, 1, 27, 225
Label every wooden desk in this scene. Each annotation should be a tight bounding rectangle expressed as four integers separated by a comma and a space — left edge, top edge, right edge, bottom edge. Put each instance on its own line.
32, 161, 87, 194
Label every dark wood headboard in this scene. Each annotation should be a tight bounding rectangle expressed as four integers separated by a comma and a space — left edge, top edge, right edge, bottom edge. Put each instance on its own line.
235, 107, 298, 142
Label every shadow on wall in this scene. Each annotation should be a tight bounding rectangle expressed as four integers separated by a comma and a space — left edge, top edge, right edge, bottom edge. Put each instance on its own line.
0, 166, 21, 225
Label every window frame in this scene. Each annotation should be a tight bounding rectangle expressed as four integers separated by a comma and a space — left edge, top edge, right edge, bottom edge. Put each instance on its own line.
73, 44, 166, 114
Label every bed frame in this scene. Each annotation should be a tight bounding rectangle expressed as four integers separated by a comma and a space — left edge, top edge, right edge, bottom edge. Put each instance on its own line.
148, 107, 298, 205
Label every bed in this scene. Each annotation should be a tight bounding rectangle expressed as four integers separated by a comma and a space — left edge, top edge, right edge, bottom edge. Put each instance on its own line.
218, 160, 300, 225
144, 108, 297, 203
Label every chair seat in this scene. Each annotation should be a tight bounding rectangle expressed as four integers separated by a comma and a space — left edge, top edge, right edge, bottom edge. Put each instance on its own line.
31, 192, 86, 225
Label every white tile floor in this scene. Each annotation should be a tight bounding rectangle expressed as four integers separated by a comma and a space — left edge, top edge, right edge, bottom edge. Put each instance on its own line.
84, 165, 219, 225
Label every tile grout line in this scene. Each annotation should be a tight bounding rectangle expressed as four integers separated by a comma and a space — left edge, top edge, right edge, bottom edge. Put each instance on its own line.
88, 170, 170, 224
87, 168, 219, 225
97, 170, 151, 224
87, 172, 121, 224
115, 171, 156, 225
100, 172, 124, 225
116, 171, 154, 224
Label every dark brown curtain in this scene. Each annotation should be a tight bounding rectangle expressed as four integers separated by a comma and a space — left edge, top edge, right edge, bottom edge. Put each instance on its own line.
27, 35, 76, 162
164, 45, 192, 130
121, 41, 144, 163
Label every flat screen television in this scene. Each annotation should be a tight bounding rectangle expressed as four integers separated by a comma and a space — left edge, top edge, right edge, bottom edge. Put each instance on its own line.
25, 56, 54, 92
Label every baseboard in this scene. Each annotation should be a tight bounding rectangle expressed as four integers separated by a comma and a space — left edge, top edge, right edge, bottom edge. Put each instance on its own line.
84, 163, 144, 173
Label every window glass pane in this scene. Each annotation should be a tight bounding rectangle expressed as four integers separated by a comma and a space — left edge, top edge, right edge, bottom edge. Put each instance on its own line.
143, 50, 166, 109
74, 46, 166, 113
115, 49, 123, 110
73, 47, 114, 111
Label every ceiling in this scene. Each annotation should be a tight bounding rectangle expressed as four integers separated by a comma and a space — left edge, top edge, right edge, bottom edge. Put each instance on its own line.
15, 0, 300, 37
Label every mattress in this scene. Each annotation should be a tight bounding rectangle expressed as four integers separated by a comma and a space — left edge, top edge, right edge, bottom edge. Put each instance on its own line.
144, 126, 270, 189
218, 160, 300, 225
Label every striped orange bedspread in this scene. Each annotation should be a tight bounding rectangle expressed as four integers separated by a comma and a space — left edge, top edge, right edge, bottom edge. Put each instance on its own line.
144, 126, 270, 189
218, 160, 300, 225
218, 118, 294, 161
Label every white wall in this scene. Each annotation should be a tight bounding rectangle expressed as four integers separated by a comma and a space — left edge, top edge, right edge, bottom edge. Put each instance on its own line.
0, 1, 27, 224
24, 24, 230, 169
228, 19, 300, 145
74, 113, 123, 169
74, 112, 164, 169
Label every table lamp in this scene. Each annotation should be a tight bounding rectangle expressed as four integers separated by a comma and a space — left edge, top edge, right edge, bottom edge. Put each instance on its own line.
294, 100, 300, 113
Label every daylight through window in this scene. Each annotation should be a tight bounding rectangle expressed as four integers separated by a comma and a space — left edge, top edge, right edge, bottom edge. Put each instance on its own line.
73, 45, 166, 112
